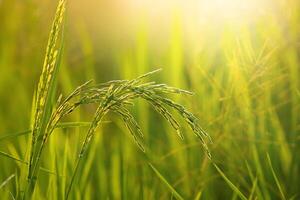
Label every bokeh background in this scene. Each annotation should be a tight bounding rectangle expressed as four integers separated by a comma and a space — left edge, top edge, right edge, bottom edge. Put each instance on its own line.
0, 0, 299, 199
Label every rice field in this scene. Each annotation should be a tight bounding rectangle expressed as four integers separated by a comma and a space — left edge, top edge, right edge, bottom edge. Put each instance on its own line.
0, 0, 299, 199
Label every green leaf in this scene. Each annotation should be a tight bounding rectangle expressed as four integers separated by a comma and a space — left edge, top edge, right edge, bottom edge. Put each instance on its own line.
0, 151, 63, 177
0, 174, 15, 190
0, 121, 110, 141
214, 164, 247, 200
267, 154, 287, 200
148, 163, 184, 200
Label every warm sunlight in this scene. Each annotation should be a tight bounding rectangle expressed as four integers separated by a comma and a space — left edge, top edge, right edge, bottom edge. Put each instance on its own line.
126, 0, 270, 25
198, 0, 268, 23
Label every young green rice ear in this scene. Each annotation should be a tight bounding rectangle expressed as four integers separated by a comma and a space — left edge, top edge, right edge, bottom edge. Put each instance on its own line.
25, 0, 66, 199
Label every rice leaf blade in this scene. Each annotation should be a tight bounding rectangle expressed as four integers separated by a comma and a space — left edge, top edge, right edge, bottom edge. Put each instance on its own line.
214, 164, 247, 200
148, 163, 184, 200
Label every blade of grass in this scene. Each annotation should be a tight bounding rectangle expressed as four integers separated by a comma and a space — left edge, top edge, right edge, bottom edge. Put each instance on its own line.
0, 151, 63, 177
0, 151, 27, 164
213, 164, 247, 200
148, 163, 184, 200
267, 154, 287, 200
0, 174, 15, 190
248, 177, 258, 200
194, 190, 203, 200
245, 161, 264, 200
0, 121, 111, 141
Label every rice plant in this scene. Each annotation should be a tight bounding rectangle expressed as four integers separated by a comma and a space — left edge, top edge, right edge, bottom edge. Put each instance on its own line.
22, 0, 211, 199
1, 0, 298, 199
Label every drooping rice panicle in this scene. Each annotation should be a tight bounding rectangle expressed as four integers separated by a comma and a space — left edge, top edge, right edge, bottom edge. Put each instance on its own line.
22, 1, 210, 197
64, 69, 211, 199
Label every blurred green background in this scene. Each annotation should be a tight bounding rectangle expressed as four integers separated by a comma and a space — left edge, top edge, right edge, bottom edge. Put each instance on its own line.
0, 0, 299, 199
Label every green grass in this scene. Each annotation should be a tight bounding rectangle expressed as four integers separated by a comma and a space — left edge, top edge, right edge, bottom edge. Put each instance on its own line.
0, 0, 299, 199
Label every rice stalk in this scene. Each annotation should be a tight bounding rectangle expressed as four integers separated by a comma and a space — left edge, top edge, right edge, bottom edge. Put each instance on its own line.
22, 0, 210, 198
24, 0, 66, 199
24, 65, 211, 199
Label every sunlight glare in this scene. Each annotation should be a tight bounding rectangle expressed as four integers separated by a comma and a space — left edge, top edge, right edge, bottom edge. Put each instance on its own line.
198, 0, 268, 25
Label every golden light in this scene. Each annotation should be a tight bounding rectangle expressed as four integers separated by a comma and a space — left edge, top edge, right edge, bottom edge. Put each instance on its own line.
197, 0, 270, 25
